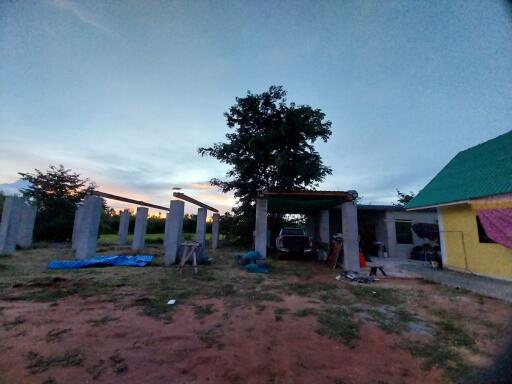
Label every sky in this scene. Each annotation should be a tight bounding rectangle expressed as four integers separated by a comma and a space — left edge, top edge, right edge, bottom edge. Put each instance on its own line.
1, 0, 511, 216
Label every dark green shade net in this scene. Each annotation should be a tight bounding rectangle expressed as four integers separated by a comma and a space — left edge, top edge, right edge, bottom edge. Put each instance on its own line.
267, 196, 342, 214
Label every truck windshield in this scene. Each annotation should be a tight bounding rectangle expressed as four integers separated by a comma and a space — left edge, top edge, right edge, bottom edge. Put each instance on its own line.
282, 228, 305, 236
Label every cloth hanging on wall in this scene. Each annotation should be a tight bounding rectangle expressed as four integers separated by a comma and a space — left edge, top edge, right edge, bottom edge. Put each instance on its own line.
477, 209, 512, 249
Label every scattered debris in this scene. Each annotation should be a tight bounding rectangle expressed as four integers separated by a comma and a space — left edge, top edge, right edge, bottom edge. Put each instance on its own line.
167, 299, 176, 305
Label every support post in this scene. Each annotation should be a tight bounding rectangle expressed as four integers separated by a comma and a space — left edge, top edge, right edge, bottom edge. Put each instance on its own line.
318, 209, 330, 261
255, 198, 268, 258
211, 213, 220, 249
0, 196, 23, 256
71, 204, 84, 251
195, 207, 207, 247
164, 200, 184, 265
16, 202, 37, 249
341, 201, 360, 271
132, 207, 148, 252
75, 195, 102, 259
118, 209, 130, 246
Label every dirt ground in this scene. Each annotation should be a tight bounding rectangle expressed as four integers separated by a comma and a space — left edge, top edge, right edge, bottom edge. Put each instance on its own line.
1, 245, 511, 384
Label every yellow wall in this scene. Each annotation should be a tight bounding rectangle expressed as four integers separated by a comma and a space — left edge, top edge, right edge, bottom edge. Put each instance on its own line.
440, 204, 512, 280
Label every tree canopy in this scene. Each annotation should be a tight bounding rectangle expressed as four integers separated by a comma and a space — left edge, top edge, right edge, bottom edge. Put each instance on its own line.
19, 165, 96, 241
199, 86, 333, 243
395, 189, 416, 207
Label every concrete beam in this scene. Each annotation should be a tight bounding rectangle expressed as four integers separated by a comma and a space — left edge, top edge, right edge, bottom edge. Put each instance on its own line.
164, 200, 184, 265
195, 207, 207, 247
341, 201, 360, 271
75, 195, 103, 259
0, 196, 23, 256
118, 209, 130, 246
16, 202, 37, 249
255, 198, 268, 258
132, 207, 148, 252
211, 213, 220, 249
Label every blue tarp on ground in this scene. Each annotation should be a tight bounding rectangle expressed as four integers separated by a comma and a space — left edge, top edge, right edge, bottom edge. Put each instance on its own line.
48, 255, 154, 270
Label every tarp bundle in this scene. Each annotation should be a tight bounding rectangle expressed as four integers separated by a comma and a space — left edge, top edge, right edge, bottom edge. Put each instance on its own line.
48, 255, 154, 269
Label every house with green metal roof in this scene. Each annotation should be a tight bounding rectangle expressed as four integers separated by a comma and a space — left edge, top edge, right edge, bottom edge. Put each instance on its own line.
407, 130, 512, 280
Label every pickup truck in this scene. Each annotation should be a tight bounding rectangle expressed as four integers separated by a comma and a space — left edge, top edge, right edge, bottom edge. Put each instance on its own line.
275, 227, 313, 255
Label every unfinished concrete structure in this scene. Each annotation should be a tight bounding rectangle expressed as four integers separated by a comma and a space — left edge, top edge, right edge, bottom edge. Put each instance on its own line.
75, 195, 103, 259
164, 200, 185, 265
0, 196, 24, 256
255, 190, 361, 271
71, 203, 84, 251
195, 207, 207, 247
132, 207, 148, 252
16, 201, 37, 249
211, 213, 220, 249
118, 209, 130, 245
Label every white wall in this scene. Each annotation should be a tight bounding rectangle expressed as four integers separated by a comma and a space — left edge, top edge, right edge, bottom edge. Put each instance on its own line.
385, 210, 438, 258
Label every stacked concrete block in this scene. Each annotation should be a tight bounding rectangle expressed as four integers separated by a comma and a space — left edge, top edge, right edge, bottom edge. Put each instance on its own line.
0, 196, 24, 256
16, 202, 37, 249
211, 213, 220, 249
75, 195, 103, 260
132, 207, 148, 252
164, 200, 184, 265
118, 209, 130, 246
195, 207, 207, 247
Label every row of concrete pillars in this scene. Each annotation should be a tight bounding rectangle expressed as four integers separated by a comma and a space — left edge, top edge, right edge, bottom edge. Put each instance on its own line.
254, 198, 361, 271
72, 196, 220, 265
0, 196, 37, 256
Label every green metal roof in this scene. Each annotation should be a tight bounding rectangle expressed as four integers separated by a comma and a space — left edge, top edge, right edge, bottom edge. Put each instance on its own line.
407, 130, 512, 209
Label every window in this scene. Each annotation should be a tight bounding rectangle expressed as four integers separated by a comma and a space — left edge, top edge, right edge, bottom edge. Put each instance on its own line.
395, 221, 413, 244
476, 216, 495, 244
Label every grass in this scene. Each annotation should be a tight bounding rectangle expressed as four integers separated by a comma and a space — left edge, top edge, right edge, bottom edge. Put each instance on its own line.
193, 304, 215, 319
316, 308, 359, 347
0, 243, 503, 382
409, 342, 469, 380
197, 327, 225, 350
87, 315, 119, 327
97, 232, 223, 245
347, 285, 404, 306
25, 349, 85, 374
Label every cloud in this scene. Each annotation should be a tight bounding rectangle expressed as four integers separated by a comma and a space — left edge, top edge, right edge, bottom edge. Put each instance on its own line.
46, 0, 113, 35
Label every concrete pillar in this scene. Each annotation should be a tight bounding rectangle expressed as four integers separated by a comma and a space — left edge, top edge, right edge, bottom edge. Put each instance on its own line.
437, 208, 447, 266
211, 213, 220, 249
71, 204, 84, 251
118, 209, 130, 246
319, 210, 330, 246
255, 198, 268, 258
341, 201, 360, 271
318, 210, 330, 261
75, 195, 102, 259
16, 202, 37, 249
132, 207, 148, 252
0, 196, 23, 256
195, 207, 207, 247
164, 200, 184, 265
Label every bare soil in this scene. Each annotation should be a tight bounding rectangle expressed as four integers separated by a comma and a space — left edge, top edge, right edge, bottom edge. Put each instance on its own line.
0, 245, 511, 384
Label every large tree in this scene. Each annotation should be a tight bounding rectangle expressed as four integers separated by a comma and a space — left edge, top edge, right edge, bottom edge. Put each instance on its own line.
395, 189, 416, 207
19, 165, 96, 241
199, 86, 333, 243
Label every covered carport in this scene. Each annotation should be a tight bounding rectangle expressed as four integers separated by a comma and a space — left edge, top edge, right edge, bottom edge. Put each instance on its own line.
254, 190, 361, 271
